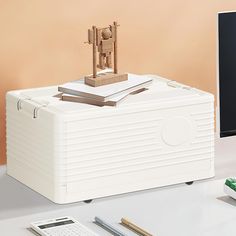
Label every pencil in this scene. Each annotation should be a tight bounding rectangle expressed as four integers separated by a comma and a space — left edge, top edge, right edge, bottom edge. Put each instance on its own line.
121, 218, 154, 236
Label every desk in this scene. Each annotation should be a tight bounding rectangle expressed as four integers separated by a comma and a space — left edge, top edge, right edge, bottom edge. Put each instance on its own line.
0, 136, 236, 236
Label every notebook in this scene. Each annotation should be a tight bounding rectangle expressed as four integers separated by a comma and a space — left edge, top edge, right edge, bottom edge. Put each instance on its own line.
58, 74, 152, 102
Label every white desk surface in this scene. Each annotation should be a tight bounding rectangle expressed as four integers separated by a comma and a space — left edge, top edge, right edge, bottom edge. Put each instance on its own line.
1, 136, 236, 236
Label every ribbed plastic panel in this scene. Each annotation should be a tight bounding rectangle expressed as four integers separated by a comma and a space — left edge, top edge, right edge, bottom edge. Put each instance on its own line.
6, 76, 215, 203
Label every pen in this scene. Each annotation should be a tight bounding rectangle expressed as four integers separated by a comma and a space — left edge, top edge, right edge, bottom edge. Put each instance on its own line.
94, 216, 128, 236
121, 218, 154, 236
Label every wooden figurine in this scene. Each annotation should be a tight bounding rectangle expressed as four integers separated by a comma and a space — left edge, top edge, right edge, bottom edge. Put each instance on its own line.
85, 21, 128, 87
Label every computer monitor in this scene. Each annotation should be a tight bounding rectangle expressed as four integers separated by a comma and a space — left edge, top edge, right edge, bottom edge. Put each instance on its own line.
218, 11, 236, 137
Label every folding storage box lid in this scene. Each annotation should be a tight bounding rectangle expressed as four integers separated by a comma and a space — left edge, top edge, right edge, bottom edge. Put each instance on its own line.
7, 75, 214, 117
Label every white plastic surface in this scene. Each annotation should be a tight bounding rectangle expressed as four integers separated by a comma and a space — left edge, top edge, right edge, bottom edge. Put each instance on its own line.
6, 75, 215, 203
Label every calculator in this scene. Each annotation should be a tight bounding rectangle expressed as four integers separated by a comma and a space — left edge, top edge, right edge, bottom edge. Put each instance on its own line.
30, 216, 99, 236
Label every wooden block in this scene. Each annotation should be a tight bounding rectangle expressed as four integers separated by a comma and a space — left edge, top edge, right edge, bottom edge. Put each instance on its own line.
85, 73, 128, 87
96, 28, 102, 46
101, 39, 113, 52
88, 29, 93, 44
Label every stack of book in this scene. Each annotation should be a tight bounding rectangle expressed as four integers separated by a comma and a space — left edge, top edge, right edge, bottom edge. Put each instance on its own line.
58, 73, 153, 106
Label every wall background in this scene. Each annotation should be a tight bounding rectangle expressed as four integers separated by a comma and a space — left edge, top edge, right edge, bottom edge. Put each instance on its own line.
0, 1, 236, 164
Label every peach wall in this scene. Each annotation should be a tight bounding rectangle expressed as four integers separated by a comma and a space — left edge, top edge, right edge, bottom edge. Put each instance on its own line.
1, 1, 236, 164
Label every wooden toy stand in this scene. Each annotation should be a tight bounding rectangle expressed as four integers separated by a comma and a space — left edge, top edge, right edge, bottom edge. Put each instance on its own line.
85, 21, 128, 87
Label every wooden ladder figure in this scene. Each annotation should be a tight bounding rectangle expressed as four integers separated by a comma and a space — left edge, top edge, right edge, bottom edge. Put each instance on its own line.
85, 21, 128, 87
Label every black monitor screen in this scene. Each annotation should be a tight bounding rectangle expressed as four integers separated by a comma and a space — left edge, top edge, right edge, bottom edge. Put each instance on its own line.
219, 12, 236, 137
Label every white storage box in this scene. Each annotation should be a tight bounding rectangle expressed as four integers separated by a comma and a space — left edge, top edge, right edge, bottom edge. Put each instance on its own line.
6, 75, 215, 204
